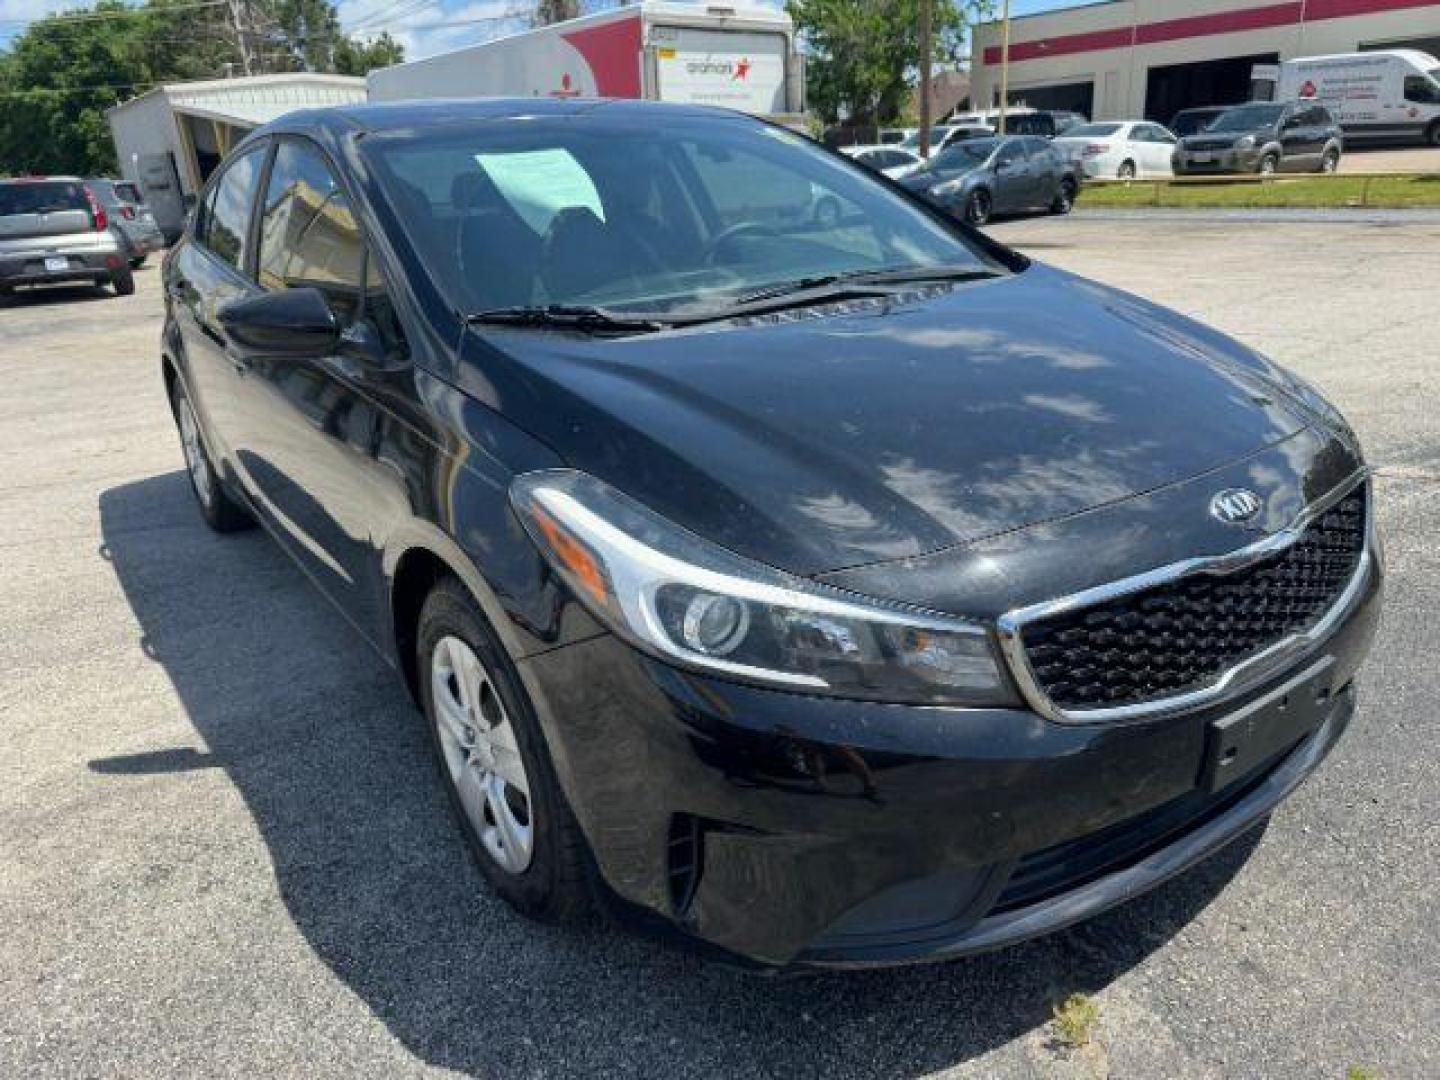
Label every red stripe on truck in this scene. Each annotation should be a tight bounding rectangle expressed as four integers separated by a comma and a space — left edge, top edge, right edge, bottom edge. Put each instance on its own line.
983, 0, 1440, 66
563, 15, 643, 98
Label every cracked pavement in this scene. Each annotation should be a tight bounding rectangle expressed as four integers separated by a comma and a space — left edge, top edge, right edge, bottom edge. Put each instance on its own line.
0, 211, 1436, 1078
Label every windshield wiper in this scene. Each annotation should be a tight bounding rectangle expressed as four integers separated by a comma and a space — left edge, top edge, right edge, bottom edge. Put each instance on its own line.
730, 265, 1000, 308
466, 304, 668, 334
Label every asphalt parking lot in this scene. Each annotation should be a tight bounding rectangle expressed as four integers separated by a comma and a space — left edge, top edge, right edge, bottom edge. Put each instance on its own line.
1, 213, 1436, 1079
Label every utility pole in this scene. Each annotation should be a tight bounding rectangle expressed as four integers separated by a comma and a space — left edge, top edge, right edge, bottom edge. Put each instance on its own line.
997, 0, 1012, 134
227, 0, 255, 76
918, 0, 933, 157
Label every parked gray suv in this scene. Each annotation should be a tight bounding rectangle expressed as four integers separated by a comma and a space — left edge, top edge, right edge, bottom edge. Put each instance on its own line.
87, 178, 166, 268
0, 178, 134, 298
1173, 102, 1344, 175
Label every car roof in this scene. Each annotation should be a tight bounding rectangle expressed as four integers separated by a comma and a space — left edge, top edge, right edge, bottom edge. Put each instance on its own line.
263, 96, 749, 138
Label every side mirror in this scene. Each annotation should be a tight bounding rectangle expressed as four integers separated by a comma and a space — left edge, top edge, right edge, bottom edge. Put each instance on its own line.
219, 287, 340, 357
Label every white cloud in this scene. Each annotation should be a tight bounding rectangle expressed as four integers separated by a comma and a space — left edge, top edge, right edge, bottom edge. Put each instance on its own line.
337, 0, 529, 62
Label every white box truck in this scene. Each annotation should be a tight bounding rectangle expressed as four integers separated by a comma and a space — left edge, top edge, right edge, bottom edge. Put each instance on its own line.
367, 2, 804, 122
1254, 50, 1440, 147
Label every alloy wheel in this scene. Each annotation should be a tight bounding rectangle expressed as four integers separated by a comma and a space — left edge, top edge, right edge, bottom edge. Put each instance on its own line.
178, 397, 213, 509
430, 635, 534, 874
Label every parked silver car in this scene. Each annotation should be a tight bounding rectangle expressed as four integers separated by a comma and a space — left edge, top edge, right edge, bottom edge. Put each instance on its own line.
0, 178, 134, 297
87, 178, 166, 268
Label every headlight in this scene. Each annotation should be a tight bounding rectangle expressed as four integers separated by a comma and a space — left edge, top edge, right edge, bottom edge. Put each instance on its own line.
1236, 135, 1256, 150
930, 178, 964, 197
511, 470, 1011, 706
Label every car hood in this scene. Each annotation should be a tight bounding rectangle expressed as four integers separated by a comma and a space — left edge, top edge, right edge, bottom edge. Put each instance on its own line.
462, 264, 1316, 577
1181, 126, 1267, 146
896, 166, 975, 190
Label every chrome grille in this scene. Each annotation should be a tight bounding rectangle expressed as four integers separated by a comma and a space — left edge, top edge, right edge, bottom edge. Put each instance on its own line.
1017, 486, 1367, 714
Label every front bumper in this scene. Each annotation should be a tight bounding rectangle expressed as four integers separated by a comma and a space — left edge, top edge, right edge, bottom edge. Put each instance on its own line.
1174, 146, 1262, 174
519, 542, 1382, 969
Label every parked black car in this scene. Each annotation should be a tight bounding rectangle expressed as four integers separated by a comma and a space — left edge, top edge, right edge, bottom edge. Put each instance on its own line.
161, 99, 1380, 970
895, 135, 1080, 224
1174, 101, 1344, 175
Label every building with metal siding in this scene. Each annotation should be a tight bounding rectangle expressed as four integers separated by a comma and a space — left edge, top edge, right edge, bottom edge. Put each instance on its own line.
106, 74, 365, 242
970, 0, 1440, 124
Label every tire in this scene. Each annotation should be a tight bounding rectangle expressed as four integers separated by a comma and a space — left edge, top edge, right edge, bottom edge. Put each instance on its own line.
1258, 153, 1279, 176
964, 188, 993, 226
1426, 120, 1440, 148
418, 577, 591, 923
169, 380, 254, 532
1050, 178, 1077, 215
1318, 148, 1340, 174
1117, 160, 1137, 180
111, 266, 135, 296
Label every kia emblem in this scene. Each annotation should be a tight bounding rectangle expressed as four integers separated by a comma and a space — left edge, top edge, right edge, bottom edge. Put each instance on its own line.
1210, 488, 1262, 525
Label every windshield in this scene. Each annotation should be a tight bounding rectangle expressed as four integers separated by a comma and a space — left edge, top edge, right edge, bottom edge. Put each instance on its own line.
900, 126, 953, 150
1210, 104, 1285, 131
1173, 111, 1221, 136
362, 117, 1001, 318
0, 181, 88, 216
1063, 123, 1122, 138
929, 139, 999, 170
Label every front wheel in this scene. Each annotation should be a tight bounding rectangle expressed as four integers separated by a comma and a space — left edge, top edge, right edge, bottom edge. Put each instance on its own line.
964, 188, 993, 226
1050, 178, 1076, 215
1426, 121, 1440, 148
418, 578, 591, 923
170, 380, 253, 532
1258, 153, 1279, 176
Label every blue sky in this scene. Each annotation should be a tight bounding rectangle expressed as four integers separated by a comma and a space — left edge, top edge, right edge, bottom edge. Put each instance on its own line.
0, 0, 1099, 59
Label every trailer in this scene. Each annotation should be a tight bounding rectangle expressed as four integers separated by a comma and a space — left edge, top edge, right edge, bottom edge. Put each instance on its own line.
106, 74, 365, 242
367, 2, 804, 122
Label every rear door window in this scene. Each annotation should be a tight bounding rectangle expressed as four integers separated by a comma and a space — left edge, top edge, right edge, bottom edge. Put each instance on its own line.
257, 139, 364, 324
200, 146, 266, 273
0, 181, 88, 216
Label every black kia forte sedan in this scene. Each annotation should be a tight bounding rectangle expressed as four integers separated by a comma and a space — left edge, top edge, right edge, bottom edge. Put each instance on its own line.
160, 99, 1380, 969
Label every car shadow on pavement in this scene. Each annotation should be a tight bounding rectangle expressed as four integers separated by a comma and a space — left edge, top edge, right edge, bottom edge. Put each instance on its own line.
0, 284, 115, 309
97, 470, 1265, 1078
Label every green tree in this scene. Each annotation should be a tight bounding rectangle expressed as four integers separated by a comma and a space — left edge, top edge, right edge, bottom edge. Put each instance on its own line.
0, 0, 405, 176
786, 0, 989, 126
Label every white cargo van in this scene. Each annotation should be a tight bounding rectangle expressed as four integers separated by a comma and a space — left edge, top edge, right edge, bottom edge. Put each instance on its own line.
367, 2, 804, 123
1254, 50, 1440, 147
